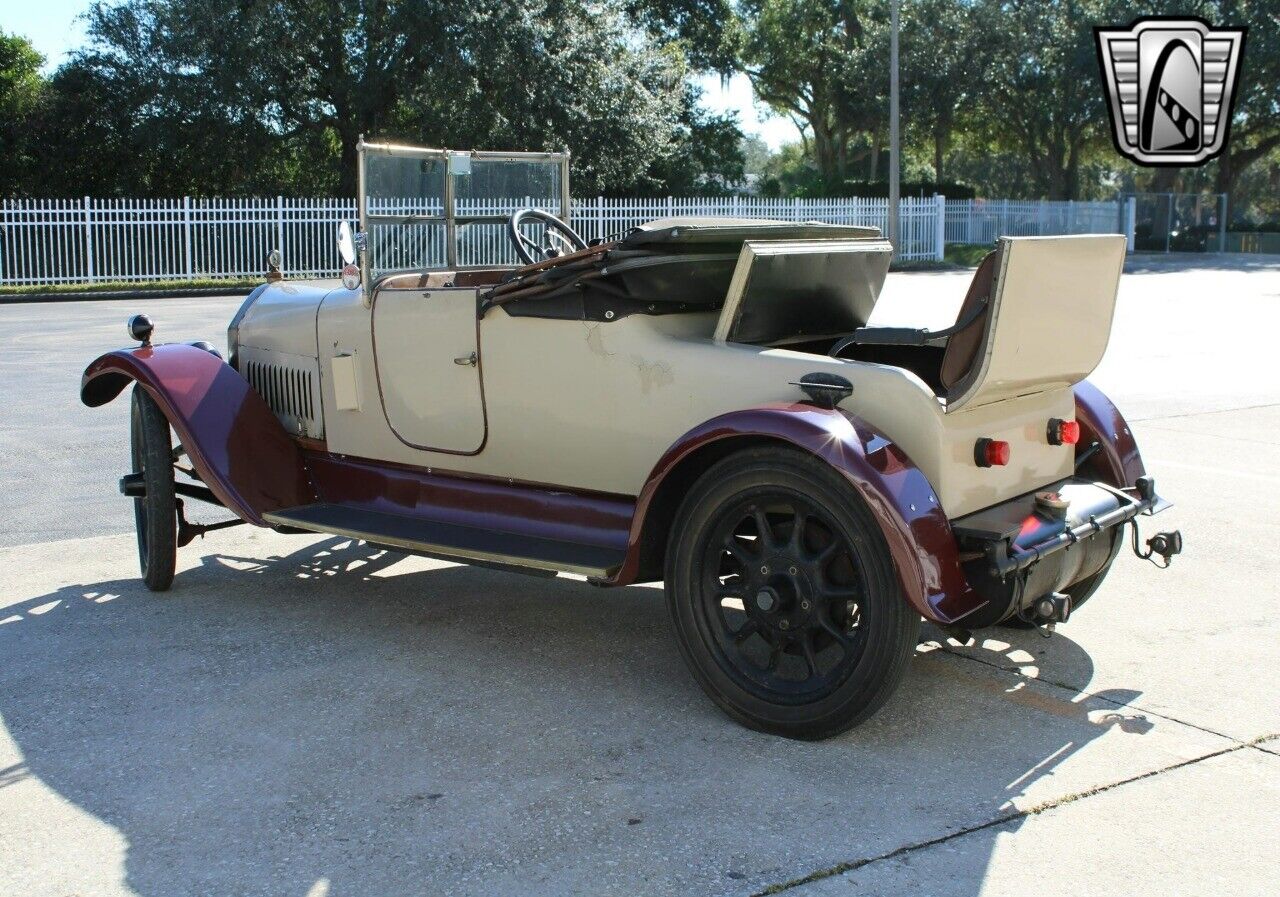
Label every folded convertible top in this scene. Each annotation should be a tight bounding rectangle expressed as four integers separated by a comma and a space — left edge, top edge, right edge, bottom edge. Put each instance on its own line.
621, 218, 881, 248
481, 216, 885, 322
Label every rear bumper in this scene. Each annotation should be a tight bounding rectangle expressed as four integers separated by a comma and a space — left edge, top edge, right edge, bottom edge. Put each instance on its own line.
950, 475, 1172, 626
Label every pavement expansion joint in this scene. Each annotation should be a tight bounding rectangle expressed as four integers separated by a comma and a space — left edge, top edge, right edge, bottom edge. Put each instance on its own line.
931, 641, 1252, 748
1131, 400, 1280, 424
750, 742, 1252, 896
1250, 733, 1280, 757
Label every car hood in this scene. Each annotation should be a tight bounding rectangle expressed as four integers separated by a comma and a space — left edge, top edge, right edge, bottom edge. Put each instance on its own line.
232, 280, 342, 360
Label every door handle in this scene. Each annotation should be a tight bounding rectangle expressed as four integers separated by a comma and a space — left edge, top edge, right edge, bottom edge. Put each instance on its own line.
453, 352, 477, 367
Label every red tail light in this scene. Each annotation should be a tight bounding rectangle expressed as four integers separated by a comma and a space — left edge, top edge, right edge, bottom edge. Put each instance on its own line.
1048, 418, 1081, 446
975, 438, 1010, 467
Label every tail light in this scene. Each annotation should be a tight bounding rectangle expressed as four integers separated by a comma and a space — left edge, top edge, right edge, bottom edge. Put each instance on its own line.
975, 438, 1010, 467
1048, 418, 1081, 446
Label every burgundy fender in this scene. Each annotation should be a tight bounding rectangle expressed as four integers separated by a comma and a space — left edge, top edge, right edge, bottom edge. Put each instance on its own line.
81, 344, 315, 525
1073, 380, 1145, 488
614, 403, 985, 625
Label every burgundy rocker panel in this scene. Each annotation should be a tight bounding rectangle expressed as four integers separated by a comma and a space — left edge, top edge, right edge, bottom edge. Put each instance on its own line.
1073, 379, 1146, 488
81, 344, 315, 525
303, 452, 634, 552
615, 404, 986, 625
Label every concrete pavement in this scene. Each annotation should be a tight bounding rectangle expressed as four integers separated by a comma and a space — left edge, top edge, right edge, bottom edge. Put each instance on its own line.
1, 256, 1278, 896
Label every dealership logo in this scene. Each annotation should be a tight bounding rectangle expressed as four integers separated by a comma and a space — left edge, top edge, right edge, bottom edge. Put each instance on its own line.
1095, 17, 1246, 166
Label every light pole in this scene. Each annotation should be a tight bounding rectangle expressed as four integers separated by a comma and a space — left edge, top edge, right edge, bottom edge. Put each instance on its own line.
887, 0, 901, 253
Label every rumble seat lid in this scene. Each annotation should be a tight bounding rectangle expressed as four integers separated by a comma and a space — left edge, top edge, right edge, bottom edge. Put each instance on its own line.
946, 234, 1128, 413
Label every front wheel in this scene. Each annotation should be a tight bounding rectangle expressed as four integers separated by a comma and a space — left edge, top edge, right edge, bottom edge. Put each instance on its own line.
664, 447, 919, 740
130, 386, 177, 591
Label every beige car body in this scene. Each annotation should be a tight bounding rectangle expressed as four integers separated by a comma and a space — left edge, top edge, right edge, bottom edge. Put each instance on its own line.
236, 232, 1126, 520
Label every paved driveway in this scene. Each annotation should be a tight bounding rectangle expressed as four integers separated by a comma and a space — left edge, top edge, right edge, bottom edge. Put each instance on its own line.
1, 257, 1277, 896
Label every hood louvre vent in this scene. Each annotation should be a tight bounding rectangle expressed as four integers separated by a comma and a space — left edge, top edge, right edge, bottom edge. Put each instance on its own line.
237, 348, 324, 440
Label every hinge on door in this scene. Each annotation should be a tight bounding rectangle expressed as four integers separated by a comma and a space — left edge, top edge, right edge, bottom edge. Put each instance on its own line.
453, 351, 477, 367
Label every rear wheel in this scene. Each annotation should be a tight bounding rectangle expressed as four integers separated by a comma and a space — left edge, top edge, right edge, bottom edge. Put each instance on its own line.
130, 386, 177, 592
664, 447, 919, 740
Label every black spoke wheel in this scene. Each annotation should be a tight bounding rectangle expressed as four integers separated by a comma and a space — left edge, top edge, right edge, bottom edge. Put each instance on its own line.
665, 446, 919, 739
130, 385, 177, 592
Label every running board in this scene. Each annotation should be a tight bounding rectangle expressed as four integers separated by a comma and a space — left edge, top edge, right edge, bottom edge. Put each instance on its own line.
263, 503, 626, 578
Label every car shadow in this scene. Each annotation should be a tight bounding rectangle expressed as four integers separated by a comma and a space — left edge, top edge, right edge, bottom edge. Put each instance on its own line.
0, 536, 1159, 897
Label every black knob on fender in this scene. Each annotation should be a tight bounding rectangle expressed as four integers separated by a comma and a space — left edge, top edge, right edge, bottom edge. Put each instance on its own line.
127, 314, 154, 346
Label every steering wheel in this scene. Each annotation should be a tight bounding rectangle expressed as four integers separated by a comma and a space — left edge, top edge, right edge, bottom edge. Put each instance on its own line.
508, 208, 588, 265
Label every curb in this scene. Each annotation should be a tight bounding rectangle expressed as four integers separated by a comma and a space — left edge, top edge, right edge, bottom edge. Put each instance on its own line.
0, 286, 257, 305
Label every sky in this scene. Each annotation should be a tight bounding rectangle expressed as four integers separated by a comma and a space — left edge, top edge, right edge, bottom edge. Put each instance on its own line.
3, 0, 89, 70
5, 2, 802, 151
696, 73, 802, 151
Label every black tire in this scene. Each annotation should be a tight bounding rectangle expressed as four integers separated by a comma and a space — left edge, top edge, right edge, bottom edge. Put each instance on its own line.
664, 446, 919, 740
130, 386, 177, 592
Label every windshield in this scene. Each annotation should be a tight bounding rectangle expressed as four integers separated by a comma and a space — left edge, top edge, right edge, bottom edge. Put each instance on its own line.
360, 143, 569, 277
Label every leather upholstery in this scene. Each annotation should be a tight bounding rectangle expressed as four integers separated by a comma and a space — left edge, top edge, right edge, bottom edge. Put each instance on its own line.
939, 249, 999, 390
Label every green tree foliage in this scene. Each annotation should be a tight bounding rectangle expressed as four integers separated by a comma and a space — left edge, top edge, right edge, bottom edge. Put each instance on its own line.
5, 0, 1278, 210
900, 0, 994, 183
623, 0, 742, 71
975, 0, 1128, 200
0, 31, 45, 197
756, 141, 824, 196
1194, 0, 1280, 198
740, 0, 887, 190
643, 83, 747, 193
16, 0, 744, 197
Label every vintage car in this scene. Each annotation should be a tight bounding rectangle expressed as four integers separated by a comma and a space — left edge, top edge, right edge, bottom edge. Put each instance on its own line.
81, 142, 1181, 739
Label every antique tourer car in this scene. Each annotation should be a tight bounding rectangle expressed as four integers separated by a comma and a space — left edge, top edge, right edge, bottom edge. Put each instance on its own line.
81, 142, 1181, 739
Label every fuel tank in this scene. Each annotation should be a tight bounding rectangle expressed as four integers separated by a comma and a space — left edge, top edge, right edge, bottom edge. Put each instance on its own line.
952, 478, 1128, 627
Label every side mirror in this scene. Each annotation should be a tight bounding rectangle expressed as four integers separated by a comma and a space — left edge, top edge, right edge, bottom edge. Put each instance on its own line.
337, 220, 356, 265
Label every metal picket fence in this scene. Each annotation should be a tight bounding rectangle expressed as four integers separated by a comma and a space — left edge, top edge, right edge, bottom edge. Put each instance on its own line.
943, 199, 1125, 246
0, 194, 1128, 287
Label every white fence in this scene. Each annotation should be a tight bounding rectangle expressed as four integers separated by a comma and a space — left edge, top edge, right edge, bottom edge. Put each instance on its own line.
943, 199, 1125, 245
0, 195, 1129, 286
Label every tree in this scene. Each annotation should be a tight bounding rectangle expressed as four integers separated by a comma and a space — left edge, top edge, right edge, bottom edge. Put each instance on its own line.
756, 141, 825, 196
622, 0, 742, 71
1197, 0, 1280, 200
36, 0, 738, 197
739, 0, 886, 189
0, 31, 45, 197
740, 134, 773, 178
641, 83, 748, 193
901, 0, 993, 183
975, 0, 1122, 200
388, 3, 706, 195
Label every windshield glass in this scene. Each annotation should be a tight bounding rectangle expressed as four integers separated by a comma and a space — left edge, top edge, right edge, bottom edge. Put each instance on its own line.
363, 151, 447, 273
360, 144, 568, 277
454, 158, 562, 204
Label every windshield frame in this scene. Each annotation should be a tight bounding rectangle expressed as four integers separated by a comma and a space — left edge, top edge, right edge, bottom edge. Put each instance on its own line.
357, 139, 571, 289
